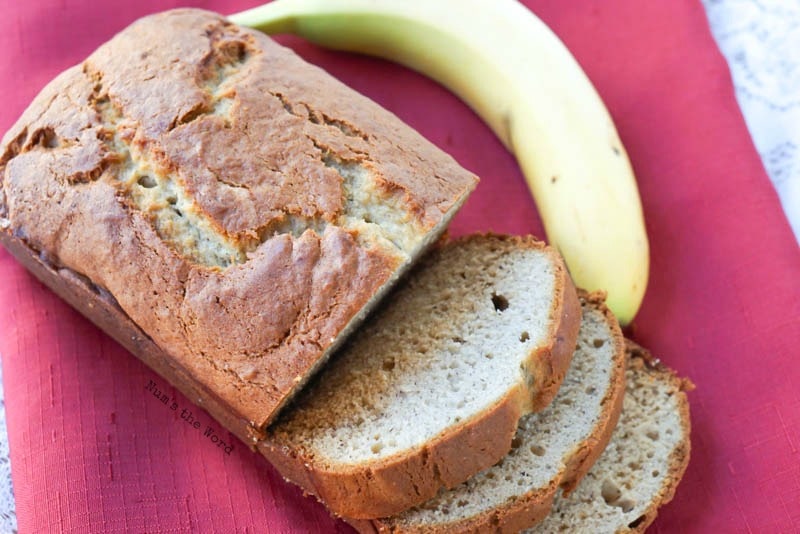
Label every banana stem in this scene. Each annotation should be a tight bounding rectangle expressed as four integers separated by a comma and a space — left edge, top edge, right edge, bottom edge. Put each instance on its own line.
229, 2, 296, 33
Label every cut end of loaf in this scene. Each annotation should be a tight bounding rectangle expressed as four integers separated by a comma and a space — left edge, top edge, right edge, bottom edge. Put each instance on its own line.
262, 234, 581, 518
270, 236, 566, 463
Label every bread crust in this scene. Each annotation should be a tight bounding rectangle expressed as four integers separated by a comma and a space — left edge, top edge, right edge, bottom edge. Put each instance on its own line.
0, 9, 477, 431
528, 266, 581, 413
622, 341, 693, 533
259, 235, 583, 519
354, 291, 627, 533
0, 230, 258, 444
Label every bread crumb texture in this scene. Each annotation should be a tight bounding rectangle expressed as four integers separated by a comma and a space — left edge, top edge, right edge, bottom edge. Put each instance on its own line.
270, 236, 560, 465
528, 349, 692, 533
0, 9, 477, 428
387, 299, 624, 530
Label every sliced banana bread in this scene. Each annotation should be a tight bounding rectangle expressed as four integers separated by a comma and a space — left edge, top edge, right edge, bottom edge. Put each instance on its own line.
350, 291, 626, 533
529, 343, 692, 533
350, 342, 691, 534
261, 235, 582, 519
0, 8, 478, 440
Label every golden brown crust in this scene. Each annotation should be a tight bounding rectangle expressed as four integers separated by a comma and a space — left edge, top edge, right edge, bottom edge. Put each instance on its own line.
529, 273, 581, 412
259, 234, 582, 520
0, 9, 477, 430
625, 340, 696, 393
0, 231, 257, 444
262, 394, 524, 520
357, 291, 627, 533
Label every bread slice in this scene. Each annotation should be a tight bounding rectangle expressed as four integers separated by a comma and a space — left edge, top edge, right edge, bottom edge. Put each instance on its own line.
260, 235, 582, 519
350, 292, 626, 533
529, 342, 692, 533
0, 9, 478, 439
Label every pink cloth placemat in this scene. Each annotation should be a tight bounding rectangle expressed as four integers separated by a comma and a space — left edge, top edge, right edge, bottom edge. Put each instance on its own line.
1, 0, 799, 532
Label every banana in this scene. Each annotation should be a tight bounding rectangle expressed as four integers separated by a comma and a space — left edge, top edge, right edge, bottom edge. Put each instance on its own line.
229, 0, 649, 324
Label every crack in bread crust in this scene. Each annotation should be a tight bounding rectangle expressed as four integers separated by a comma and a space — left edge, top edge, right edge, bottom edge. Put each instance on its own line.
72, 40, 420, 269
84, 62, 254, 267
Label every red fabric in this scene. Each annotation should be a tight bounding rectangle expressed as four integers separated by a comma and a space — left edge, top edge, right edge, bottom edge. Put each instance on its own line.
1, 0, 799, 531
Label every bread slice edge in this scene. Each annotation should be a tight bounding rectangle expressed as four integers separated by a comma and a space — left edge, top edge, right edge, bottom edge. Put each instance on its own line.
617, 341, 693, 533
350, 291, 626, 533
260, 234, 582, 519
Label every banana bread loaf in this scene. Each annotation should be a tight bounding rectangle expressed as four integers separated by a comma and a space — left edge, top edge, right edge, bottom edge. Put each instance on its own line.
0, 8, 478, 440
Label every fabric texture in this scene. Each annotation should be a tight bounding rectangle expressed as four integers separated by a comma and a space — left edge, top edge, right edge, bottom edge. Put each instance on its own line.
0, 0, 798, 532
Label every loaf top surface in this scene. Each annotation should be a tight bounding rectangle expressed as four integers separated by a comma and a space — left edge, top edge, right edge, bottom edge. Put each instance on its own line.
0, 9, 478, 429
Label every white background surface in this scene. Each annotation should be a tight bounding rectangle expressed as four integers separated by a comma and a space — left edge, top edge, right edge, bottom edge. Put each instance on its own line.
703, 0, 800, 242
0, 1, 797, 532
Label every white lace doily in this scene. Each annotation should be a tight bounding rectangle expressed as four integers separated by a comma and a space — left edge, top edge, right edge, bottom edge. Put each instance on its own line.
0, 2, 796, 533
703, 0, 800, 242
0, 357, 15, 534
